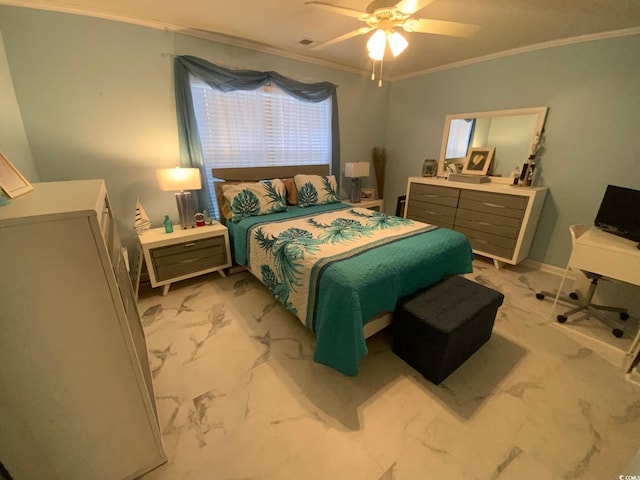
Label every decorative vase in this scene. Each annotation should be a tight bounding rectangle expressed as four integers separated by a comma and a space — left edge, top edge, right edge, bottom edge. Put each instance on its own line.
372, 146, 387, 199
163, 215, 173, 233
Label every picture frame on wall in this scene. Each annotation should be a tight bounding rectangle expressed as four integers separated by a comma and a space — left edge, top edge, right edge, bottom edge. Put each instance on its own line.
462, 147, 495, 176
0, 152, 34, 198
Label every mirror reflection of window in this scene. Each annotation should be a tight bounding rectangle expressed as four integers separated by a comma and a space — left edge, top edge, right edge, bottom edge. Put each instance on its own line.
445, 119, 475, 159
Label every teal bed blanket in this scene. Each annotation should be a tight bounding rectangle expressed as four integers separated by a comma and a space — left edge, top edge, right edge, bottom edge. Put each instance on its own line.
227, 203, 473, 376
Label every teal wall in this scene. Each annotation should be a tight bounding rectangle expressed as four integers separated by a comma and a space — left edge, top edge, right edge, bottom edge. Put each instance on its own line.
0, 6, 388, 250
1, 5, 639, 269
385, 35, 640, 268
0, 30, 38, 182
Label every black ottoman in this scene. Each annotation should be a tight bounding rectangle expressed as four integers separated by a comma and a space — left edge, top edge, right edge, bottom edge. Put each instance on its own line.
393, 275, 504, 385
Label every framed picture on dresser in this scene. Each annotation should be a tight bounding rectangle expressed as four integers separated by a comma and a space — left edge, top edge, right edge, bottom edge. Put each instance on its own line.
0, 152, 33, 198
462, 147, 495, 176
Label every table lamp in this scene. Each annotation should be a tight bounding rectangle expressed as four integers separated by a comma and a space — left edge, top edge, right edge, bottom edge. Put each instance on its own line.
345, 162, 371, 203
156, 167, 202, 229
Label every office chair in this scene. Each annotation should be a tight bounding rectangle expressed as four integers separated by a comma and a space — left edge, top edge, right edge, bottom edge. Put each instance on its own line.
536, 224, 629, 338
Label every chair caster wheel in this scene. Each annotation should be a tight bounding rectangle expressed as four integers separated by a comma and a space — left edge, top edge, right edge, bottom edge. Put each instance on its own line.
612, 328, 624, 338
569, 292, 579, 300
620, 312, 629, 321
557, 315, 568, 324
536, 293, 545, 300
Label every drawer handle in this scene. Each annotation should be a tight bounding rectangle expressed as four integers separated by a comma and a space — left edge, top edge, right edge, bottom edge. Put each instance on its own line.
477, 221, 491, 226
426, 194, 438, 198
183, 242, 197, 247
180, 258, 200, 263
482, 202, 504, 208
426, 210, 437, 215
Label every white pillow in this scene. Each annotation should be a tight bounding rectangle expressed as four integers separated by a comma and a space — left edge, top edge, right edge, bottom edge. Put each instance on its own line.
294, 174, 339, 207
222, 179, 287, 222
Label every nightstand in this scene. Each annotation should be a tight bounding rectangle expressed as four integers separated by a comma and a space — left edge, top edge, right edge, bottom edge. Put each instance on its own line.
342, 198, 384, 212
135, 223, 232, 296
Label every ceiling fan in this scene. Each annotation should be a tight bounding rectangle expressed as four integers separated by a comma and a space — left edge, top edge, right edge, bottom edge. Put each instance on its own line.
305, 0, 479, 59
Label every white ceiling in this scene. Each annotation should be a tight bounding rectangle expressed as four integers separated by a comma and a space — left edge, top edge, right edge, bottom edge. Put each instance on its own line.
5, 0, 640, 79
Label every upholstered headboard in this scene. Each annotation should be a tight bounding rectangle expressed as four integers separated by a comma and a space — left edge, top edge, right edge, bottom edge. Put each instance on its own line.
213, 164, 330, 224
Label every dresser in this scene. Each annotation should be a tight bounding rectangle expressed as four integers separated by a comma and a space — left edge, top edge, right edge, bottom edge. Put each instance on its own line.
405, 177, 547, 268
0, 180, 166, 479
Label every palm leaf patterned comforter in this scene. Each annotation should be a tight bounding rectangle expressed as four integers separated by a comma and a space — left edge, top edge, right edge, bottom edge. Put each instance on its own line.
228, 203, 473, 376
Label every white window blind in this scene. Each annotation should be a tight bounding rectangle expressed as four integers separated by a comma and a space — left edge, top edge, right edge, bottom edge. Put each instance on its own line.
445, 118, 474, 159
190, 76, 331, 218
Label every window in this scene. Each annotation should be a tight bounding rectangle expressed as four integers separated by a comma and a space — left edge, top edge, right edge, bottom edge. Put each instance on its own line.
445, 118, 475, 159
190, 76, 332, 218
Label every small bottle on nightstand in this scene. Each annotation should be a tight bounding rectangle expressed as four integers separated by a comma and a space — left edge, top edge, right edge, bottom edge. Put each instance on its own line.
163, 215, 173, 233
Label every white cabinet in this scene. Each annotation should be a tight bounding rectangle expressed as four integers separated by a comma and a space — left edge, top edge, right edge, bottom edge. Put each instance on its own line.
405, 177, 547, 268
0, 180, 166, 480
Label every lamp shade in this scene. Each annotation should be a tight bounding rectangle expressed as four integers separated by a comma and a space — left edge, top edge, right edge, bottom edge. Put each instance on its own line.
388, 31, 408, 57
367, 29, 386, 61
345, 162, 371, 178
156, 167, 202, 191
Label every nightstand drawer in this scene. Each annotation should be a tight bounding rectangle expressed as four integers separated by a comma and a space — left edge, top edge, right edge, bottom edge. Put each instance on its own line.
151, 236, 224, 258
150, 237, 228, 282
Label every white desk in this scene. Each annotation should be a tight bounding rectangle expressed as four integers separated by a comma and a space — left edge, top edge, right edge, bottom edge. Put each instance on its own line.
554, 227, 640, 368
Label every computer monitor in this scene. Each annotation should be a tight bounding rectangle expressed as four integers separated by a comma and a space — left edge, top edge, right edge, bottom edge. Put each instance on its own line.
594, 185, 640, 242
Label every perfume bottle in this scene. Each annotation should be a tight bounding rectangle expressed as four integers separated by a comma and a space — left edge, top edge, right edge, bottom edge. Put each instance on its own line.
163, 215, 173, 233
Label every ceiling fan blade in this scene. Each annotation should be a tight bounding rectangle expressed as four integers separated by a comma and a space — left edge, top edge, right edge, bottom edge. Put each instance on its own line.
305, 1, 368, 19
310, 26, 374, 50
395, 0, 437, 15
403, 18, 479, 38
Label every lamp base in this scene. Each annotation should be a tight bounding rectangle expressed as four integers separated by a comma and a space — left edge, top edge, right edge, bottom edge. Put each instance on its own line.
349, 178, 363, 203
175, 191, 196, 229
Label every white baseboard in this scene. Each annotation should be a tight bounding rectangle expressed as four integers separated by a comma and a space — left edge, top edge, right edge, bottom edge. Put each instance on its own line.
626, 370, 640, 387
521, 258, 574, 279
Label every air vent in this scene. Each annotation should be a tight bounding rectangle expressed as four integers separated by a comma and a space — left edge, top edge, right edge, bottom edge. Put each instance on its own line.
299, 38, 314, 46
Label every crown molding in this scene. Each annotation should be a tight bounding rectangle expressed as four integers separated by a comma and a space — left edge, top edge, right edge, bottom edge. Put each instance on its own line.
391, 27, 640, 82
3, 2, 638, 82
175, 28, 366, 76
1, 1, 368, 77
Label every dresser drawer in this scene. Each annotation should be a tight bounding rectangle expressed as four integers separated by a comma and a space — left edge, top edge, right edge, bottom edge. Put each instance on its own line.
409, 183, 460, 208
455, 208, 522, 238
150, 236, 228, 282
406, 200, 456, 228
455, 225, 517, 259
458, 190, 527, 219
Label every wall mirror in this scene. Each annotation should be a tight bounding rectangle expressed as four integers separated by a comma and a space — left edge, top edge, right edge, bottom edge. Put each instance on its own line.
438, 106, 548, 180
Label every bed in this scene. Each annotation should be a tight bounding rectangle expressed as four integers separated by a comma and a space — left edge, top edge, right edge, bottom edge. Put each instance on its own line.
215, 165, 473, 376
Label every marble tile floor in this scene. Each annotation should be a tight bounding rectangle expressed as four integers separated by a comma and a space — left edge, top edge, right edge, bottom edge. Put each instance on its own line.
137, 257, 640, 480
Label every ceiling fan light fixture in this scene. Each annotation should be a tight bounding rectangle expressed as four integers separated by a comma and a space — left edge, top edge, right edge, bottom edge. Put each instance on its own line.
367, 29, 386, 60
388, 30, 408, 56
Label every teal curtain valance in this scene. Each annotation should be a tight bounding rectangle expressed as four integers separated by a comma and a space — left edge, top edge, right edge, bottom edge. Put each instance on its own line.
174, 55, 341, 214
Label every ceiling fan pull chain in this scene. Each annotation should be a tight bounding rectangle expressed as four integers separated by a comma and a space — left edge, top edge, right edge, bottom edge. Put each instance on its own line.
371, 60, 376, 81
378, 58, 384, 87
